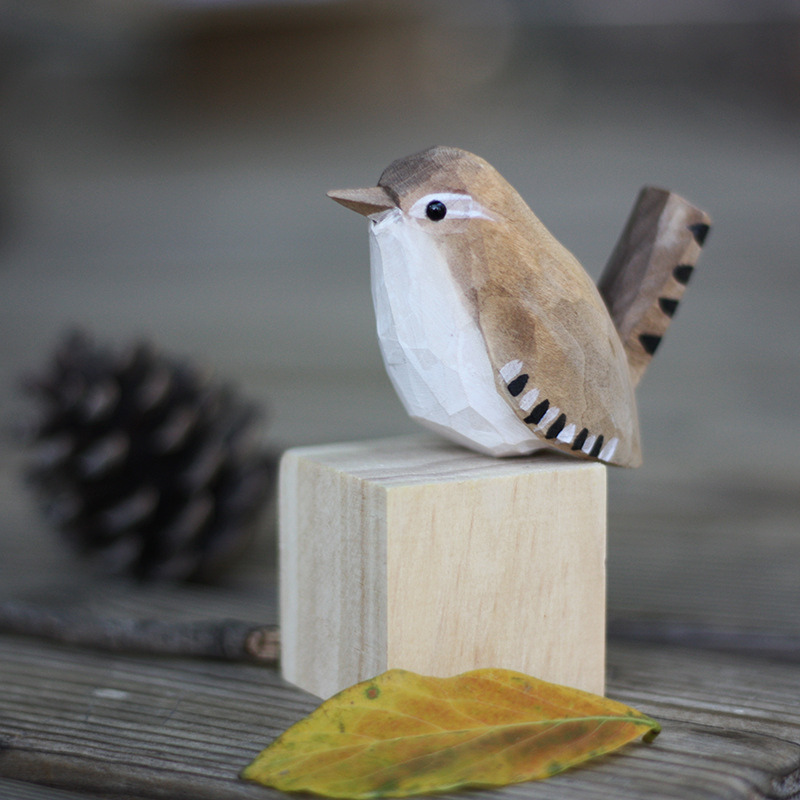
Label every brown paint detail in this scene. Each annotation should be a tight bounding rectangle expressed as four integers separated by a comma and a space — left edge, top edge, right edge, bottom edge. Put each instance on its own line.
372, 147, 642, 466
598, 186, 711, 388
338, 147, 709, 468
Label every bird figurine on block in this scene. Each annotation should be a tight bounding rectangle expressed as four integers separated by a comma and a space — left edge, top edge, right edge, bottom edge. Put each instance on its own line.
328, 146, 710, 467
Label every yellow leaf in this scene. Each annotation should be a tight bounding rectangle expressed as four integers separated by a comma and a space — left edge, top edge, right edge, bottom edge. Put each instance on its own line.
242, 668, 660, 798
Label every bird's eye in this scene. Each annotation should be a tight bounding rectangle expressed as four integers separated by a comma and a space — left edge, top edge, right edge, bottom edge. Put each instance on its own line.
425, 200, 447, 221
409, 193, 493, 223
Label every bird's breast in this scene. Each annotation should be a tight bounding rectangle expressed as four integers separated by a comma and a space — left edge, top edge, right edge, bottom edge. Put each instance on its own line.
368, 214, 544, 456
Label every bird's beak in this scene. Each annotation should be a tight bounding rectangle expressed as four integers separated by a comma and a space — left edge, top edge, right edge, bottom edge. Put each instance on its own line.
327, 186, 395, 217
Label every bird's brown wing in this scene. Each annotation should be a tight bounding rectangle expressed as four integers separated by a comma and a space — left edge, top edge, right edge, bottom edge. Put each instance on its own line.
473, 223, 641, 467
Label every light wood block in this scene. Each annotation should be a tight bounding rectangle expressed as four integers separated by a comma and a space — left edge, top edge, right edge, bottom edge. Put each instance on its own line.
279, 434, 607, 699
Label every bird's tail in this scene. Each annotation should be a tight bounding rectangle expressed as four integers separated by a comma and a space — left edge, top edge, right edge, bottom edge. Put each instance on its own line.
598, 187, 711, 387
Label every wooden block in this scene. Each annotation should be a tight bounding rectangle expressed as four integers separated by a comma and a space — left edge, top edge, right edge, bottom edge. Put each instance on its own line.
279, 434, 606, 699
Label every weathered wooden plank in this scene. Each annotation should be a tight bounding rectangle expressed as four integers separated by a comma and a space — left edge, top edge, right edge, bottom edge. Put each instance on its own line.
0, 638, 309, 799
0, 779, 101, 800
1, 636, 799, 800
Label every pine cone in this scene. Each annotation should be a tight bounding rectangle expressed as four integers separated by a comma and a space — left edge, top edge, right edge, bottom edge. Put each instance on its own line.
23, 331, 275, 581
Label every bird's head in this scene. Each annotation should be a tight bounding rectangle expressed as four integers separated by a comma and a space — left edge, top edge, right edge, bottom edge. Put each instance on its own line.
328, 146, 528, 235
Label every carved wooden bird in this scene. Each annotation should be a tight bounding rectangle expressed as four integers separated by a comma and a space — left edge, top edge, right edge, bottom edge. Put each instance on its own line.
328, 146, 710, 467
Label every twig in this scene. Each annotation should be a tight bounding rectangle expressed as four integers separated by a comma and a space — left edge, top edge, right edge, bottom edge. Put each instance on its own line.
0, 600, 280, 664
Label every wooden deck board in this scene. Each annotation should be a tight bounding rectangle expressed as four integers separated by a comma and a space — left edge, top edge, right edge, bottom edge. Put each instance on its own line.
2, 636, 800, 800
0, 780, 105, 800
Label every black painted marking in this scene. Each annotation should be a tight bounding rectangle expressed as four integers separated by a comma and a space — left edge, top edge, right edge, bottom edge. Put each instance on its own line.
572, 428, 589, 451
524, 399, 549, 425
545, 414, 567, 440
639, 334, 662, 355
507, 374, 528, 397
674, 264, 694, 285
659, 297, 679, 317
590, 435, 605, 458
688, 222, 710, 246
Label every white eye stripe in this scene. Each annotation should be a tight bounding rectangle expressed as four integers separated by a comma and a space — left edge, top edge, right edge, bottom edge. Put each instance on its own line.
409, 193, 494, 221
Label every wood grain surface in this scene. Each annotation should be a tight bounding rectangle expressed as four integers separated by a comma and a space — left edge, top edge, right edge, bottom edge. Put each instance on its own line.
1, 637, 799, 800
280, 435, 606, 698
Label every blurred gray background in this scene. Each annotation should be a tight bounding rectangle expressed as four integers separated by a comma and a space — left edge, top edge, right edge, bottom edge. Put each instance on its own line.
1, 1, 798, 624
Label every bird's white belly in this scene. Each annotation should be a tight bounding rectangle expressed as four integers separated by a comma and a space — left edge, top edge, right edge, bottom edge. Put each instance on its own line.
369, 210, 545, 457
